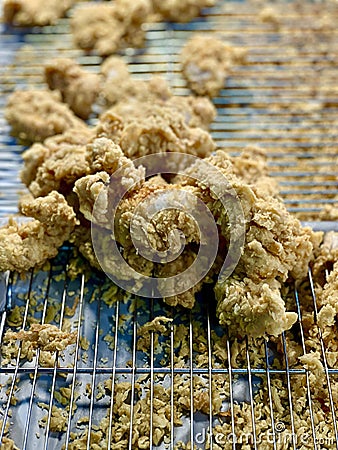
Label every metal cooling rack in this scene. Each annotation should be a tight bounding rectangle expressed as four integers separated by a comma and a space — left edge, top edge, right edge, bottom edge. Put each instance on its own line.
0, 1, 338, 449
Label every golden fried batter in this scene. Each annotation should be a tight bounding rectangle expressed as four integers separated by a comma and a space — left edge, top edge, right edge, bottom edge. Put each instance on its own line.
5, 90, 87, 143
71, 0, 151, 56
179, 150, 318, 336
21, 127, 94, 188
100, 56, 172, 107
44, 58, 101, 120
3, 0, 74, 26
97, 103, 215, 159
180, 35, 246, 96
152, 0, 216, 23
0, 191, 77, 272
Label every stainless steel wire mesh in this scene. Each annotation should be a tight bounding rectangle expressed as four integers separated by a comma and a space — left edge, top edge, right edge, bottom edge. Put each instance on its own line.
0, 1, 338, 449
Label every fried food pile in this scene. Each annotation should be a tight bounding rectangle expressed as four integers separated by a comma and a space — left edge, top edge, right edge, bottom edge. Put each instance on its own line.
2, 53, 322, 338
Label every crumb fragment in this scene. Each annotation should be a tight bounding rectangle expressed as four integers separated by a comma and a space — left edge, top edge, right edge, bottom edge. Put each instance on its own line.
4, 323, 76, 352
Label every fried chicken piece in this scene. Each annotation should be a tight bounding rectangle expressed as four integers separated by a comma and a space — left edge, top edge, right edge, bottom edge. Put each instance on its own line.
23, 133, 146, 200
5, 90, 87, 143
101, 56, 172, 107
215, 278, 297, 338
0, 191, 77, 273
100, 56, 131, 81
165, 95, 216, 130
75, 167, 204, 305
228, 146, 279, 197
44, 58, 101, 120
74, 138, 146, 226
97, 103, 215, 159
179, 150, 317, 337
180, 35, 247, 96
114, 177, 199, 251
102, 76, 172, 108
71, 0, 151, 56
155, 248, 206, 309
21, 127, 94, 188
3, 0, 74, 26
312, 231, 338, 285
152, 0, 216, 23
28, 144, 89, 198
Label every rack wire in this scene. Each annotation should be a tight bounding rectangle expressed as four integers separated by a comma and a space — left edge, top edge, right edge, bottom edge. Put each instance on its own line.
0, 1, 338, 449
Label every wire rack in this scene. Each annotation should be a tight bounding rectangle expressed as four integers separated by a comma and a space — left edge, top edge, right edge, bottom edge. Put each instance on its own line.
0, 1, 338, 449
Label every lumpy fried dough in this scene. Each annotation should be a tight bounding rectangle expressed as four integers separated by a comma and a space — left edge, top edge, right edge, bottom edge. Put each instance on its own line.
3, 0, 74, 26
45, 58, 101, 119
21, 127, 93, 189
165, 95, 216, 130
5, 90, 86, 143
97, 103, 215, 159
215, 278, 298, 338
152, 0, 216, 22
75, 169, 203, 306
71, 0, 151, 56
102, 76, 172, 109
0, 191, 77, 272
312, 231, 338, 284
74, 138, 146, 226
180, 150, 317, 337
100, 55, 172, 107
28, 145, 89, 197
180, 35, 246, 96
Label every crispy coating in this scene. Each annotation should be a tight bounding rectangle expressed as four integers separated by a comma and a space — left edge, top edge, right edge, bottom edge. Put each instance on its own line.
100, 57, 215, 127
74, 138, 146, 225
44, 58, 101, 120
180, 150, 317, 337
180, 35, 247, 96
69, 223, 101, 271
71, 0, 151, 56
155, 249, 205, 309
215, 278, 298, 338
228, 145, 279, 196
114, 177, 199, 251
97, 103, 216, 159
5, 90, 86, 143
21, 127, 94, 188
75, 169, 203, 306
28, 144, 89, 198
152, 0, 216, 22
3, 0, 74, 26
5, 324, 76, 352
102, 76, 172, 108
312, 231, 338, 283
0, 191, 77, 272
100, 56, 131, 81
100, 56, 172, 107
164, 95, 216, 130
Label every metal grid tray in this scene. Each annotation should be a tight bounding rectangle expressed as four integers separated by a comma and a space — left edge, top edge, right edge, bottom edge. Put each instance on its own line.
0, 1, 338, 449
